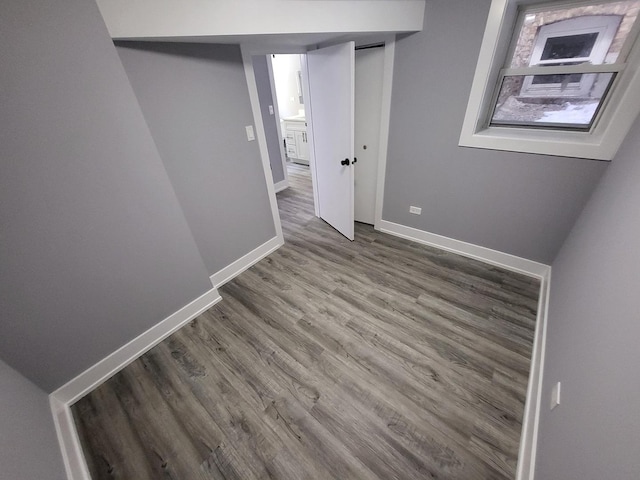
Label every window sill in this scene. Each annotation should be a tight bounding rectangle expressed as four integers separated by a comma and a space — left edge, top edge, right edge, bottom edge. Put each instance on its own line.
459, 125, 611, 160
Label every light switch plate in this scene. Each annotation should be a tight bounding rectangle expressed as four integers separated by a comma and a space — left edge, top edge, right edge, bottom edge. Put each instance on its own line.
409, 206, 422, 215
551, 382, 561, 410
245, 125, 255, 141
269, 105, 274, 115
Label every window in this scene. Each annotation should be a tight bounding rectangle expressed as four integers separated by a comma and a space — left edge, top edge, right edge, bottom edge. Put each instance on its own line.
460, 0, 640, 160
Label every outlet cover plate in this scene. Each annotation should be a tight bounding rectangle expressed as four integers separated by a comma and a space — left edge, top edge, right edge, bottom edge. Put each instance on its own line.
245, 125, 255, 141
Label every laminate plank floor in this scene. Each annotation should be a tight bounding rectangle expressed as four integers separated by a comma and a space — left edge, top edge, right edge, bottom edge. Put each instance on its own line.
72, 162, 540, 480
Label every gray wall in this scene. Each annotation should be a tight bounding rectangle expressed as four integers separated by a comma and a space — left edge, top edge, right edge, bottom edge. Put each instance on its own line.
0, 0, 212, 391
384, 0, 607, 264
535, 115, 640, 479
116, 43, 276, 275
254, 55, 287, 185
0, 360, 66, 480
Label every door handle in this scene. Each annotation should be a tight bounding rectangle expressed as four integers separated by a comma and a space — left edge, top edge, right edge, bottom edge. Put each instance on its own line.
341, 158, 350, 166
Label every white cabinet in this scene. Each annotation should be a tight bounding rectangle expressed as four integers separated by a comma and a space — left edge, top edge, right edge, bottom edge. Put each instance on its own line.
283, 116, 309, 165
293, 130, 309, 161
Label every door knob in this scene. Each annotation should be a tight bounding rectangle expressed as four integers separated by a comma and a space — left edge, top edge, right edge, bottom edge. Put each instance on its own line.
341, 158, 350, 166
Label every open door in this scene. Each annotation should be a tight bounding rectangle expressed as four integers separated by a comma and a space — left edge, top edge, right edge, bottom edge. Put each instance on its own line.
306, 42, 355, 240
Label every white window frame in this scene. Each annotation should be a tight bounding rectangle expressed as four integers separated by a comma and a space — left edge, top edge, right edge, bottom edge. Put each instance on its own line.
519, 15, 620, 97
459, 0, 640, 160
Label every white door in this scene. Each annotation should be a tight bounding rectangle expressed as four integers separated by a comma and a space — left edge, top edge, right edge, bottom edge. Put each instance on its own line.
354, 46, 385, 225
306, 42, 355, 240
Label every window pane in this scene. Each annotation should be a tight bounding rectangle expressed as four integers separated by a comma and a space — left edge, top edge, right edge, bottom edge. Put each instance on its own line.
530, 64, 584, 84
540, 33, 598, 60
510, 1, 640, 68
491, 73, 615, 128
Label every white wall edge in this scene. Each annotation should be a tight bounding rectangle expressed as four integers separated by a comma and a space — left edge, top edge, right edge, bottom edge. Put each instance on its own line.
210, 235, 282, 289
377, 219, 550, 278
51, 394, 91, 480
50, 287, 222, 480
241, 45, 285, 244
373, 35, 396, 230
95, 0, 426, 41
266, 54, 290, 187
274, 179, 289, 193
516, 268, 551, 480
299, 51, 321, 218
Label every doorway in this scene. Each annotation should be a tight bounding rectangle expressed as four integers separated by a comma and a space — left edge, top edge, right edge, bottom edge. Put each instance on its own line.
245, 39, 393, 243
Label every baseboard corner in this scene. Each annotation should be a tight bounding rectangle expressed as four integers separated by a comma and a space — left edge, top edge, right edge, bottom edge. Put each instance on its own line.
209, 236, 283, 289
516, 269, 551, 480
377, 219, 550, 480
274, 179, 289, 193
50, 394, 90, 480
51, 288, 221, 406
49, 287, 222, 479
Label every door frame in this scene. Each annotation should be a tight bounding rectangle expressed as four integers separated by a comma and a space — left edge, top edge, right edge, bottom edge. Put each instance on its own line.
241, 36, 396, 237
372, 36, 395, 231
299, 51, 321, 218
265, 54, 290, 193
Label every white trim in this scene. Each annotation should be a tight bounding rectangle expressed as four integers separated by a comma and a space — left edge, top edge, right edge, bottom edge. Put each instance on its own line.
459, 0, 513, 148
50, 287, 222, 480
300, 52, 321, 218
274, 179, 289, 192
209, 236, 282, 288
504, 63, 624, 76
266, 54, 289, 188
373, 36, 396, 230
516, 269, 551, 480
378, 219, 550, 278
377, 218, 551, 480
51, 395, 90, 480
51, 288, 222, 405
241, 45, 285, 244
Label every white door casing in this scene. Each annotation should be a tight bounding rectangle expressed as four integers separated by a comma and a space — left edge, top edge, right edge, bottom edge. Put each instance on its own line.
306, 42, 356, 240
266, 55, 289, 190
354, 46, 385, 225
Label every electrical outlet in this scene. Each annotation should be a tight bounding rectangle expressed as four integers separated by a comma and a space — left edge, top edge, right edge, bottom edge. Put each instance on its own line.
268, 105, 274, 115
550, 382, 561, 410
409, 206, 422, 215
245, 125, 255, 141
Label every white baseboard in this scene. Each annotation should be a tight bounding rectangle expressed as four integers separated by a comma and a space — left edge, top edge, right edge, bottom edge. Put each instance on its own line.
377, 219, 550, 480
49, 224, 549, 480
51, 288, 222, 405
516, 270, 551, 480
377, 220, 550, 279
50, 287, 222, 480
274, 179, 289, 193
210, 236, 282, 289
50, 395, 90, 480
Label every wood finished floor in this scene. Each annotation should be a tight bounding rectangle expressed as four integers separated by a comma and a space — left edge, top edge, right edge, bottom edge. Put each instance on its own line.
72, 162, 540, 480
